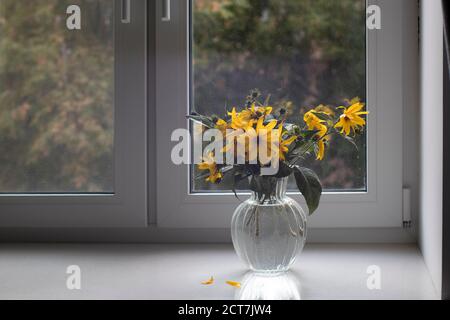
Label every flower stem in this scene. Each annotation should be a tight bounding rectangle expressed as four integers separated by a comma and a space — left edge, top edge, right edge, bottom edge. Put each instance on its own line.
255, 207, 260, 238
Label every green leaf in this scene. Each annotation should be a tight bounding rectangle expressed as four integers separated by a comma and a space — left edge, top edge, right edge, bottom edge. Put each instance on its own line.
195, 171, 210, 180
344, 135, 359, 152
263, 94, 272, 106
249, 176, 277, 202
275, 161, 293, 178
293, 166, 322, 215
249, 176, 263, 201
300, 129, 320, 140
311, 111, 333, 121
289, 139, 314, 161
337, 132, 359, 152
187, 114, 215, 129
230, 175, 240, 201
230, 168, 250, 201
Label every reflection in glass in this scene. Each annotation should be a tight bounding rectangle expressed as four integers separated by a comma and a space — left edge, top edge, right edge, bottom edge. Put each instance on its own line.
236, 272, 302, 300
191, 0, 367, 193
0, 0, 114, 193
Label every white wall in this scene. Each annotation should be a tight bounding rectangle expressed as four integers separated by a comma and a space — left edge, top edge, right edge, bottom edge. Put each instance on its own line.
420, 0, 443, 297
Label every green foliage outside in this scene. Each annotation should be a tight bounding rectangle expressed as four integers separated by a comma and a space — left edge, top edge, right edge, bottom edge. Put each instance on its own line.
0, 0, 113, 192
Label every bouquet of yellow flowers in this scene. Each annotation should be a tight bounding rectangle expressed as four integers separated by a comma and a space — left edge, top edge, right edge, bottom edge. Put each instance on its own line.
189, 90, 368, 215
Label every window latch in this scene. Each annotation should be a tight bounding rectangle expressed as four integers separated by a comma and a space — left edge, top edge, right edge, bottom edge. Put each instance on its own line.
121, 0, 131, 24
403, 188, 412, 228
162, 0, 171, 22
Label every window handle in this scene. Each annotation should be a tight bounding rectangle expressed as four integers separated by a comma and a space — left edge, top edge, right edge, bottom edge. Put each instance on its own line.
121, 0, 131, 23
162, 0, 171, 22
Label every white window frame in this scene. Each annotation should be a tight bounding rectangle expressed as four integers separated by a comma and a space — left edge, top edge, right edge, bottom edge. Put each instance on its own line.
0, 0, 148, 228
156, 0, 409, 229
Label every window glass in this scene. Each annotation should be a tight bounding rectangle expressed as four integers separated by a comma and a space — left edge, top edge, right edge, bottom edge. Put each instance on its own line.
191, 0, 367, 193
0, 0, 114, 193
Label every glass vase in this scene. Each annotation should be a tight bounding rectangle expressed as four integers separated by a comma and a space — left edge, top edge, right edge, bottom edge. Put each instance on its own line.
231, 177, 307, 274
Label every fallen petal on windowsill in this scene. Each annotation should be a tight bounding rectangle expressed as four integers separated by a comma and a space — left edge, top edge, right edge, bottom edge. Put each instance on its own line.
201, 276, 214, 285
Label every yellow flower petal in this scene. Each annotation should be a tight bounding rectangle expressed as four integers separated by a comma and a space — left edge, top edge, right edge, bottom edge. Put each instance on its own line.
226, 281, 241, 288
197, 163, 210, 170
265, 120, 278, 131
283, 135, 297, 146
201, 277, 214, 285
256, 116, 265, 130
317, 140, 325, 160
347, 102, 365, 114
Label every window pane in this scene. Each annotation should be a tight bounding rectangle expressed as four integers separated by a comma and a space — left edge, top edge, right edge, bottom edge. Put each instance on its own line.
0, 0, 114, 193
191, 0, 367, 193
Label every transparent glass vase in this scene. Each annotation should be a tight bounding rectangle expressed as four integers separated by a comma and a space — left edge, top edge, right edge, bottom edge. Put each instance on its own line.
231, 177, 307, 274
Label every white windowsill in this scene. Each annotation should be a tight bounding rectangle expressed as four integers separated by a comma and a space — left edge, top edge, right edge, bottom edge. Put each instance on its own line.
0, 244, 438, 300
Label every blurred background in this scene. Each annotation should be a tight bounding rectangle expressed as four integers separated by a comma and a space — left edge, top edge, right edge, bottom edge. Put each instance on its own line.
0, 0, 114, 193
191, 0, 367, 192
0, 0, 366, 194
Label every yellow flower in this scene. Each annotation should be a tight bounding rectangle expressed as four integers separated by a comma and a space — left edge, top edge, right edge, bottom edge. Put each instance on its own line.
314, 104, 335, 117
279, 134, 297, 161
260, 106, 273, 116
228, 107, 256, 130
221, 111, 295, 164
304, 110, 329, 160
252, 116, 278, 163
227, 105, 273, 131
335, 100, 369, 136
197, 152, 222, 183
317, 140, 326, 161
248, 103, 273, 117
256, 115, 278, 133
257, 122, 297, 162
233, 116, 278, 163
304, 110, 324, 129
215, 118, 229, 134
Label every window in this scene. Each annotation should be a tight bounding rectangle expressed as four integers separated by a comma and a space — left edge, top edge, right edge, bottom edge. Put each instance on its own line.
0, 0, 148, 227
0, 0, 114, 194
156, 0, 406, 228
0, 0, 413, 230
190, 0, 367, 194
